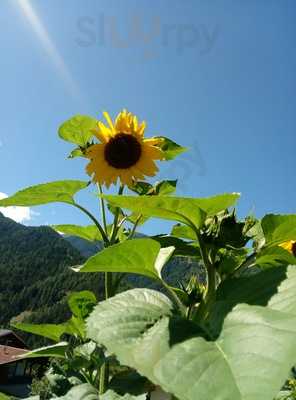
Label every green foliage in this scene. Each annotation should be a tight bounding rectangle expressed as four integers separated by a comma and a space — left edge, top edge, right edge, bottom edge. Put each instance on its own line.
58, 115, 97, 147
103, 193, 240, 228
262, 214, 296, 247
12, 322, 68, 342
24, 342, 69, 359
0, 180, 88, 207
67, 291, 97, 320
79, 238, 174, 281
87, 281, 296, 400
156, 136, 187, 160
2, 114, 296, 400
52, 225, 104, 242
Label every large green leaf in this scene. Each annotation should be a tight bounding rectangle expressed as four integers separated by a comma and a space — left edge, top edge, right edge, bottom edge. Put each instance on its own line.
13, 316, 85, 342
262, 214, 296, 247
103, 193, 240, 229
171, 224, 196, 240
152, 235, 200, 258
52, 224, 103, 242
255, 246, 296, 269
12, 322, 68, 342
58, 115, 98, 147
208, 264, 296, 336
79, 238, 174, 280
0, 180, 88, 207
21, 342, 68, 359
87, 277, 296, 400
154, 305, 296, 400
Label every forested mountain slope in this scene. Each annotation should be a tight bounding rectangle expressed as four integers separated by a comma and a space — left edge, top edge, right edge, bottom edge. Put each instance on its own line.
0, 212, 104, 329
0, 213, 199, 347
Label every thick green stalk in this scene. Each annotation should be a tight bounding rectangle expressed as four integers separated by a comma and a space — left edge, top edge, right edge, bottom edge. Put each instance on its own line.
99, 184, 124, 394
110, 185, 124, 243
97, 183, 108, 234
73, 203, 109, 244
193, 228, 216, 323
128, 214, 142, 239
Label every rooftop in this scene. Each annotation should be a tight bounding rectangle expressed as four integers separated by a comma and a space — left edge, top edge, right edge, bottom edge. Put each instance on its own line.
0, 345, 28, 365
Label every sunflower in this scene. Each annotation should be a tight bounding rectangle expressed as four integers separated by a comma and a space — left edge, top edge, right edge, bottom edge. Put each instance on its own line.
86, 110, 164, 187
279, 240, 296, 257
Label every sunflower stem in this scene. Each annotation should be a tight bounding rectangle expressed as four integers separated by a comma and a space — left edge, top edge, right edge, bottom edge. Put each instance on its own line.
192, 227, 216, 323
110, 184, 124, 243
97, 183, 108, 235
73, 203, 109, 244
128, 214, 142, 239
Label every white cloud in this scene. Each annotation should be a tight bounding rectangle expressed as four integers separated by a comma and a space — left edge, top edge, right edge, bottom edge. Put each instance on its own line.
0, 192, 37, 223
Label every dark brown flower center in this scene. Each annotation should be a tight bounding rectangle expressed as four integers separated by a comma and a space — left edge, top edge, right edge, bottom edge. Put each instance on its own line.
104, 133, 142, 169
292, 242, 296, 257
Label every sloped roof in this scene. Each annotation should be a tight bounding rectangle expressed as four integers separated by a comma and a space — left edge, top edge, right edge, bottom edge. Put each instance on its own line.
0, 329, 12, 337
0, 345, 28, 365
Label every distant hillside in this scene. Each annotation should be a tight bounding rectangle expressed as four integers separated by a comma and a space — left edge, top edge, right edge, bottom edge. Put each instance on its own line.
0, 212, 200, 347
0, 212, 104, 331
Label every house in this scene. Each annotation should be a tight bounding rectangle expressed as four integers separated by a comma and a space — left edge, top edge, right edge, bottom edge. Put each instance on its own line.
0, 329, 47, 398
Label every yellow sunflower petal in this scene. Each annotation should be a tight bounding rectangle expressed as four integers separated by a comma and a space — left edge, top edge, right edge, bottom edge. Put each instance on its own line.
118, 170, 133, 186
143, 143, 164, 160
91, 126, 108, 143
103, 111, 115, 132
136, 121, 146, 137
143, 136, 163, 146
86, 144, 104, 158
279, 240, 296, 256
136, 155, 158, 176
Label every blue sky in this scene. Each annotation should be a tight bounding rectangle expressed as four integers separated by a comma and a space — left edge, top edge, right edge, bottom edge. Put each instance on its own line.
0, 0, 295, 234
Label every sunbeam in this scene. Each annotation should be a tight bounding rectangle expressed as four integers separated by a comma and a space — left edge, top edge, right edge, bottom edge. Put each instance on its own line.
16, 0, 80, 99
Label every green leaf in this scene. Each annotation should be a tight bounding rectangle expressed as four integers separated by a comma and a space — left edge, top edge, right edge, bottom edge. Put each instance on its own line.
22, 342, 68, 359
209, 264, 296, 336
128, 181, 154, 196
73, 341, 96, 360
152, 235, 200, 258
12, 322, 67, 342
157, 136, 187, 160
13, 315, 86, 342
171, 224, 196, 240
63, 316, 86, 339
154, 305, 296, 400
217, 248, 248, 276
154, 180, 177, 195
68, 147, 85, 159
58, 115, 98, 147
78, 238, 174, 280
87, 289, 175, 381
129, 180, 177, 196
55, 384, 99, 400
101, 391, 147, 400
87, 279, 296, 400
0, 393, 11, 400
103, 193, 240, 229
52, 224, 103, 242
0, 180, 88, 207
67, 291, 97, 319
109, 370, 151, 396
255, 246, 296, 269
262, 214, 296, 247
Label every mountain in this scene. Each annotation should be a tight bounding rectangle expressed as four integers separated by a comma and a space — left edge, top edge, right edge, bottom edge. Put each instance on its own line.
0, 212, 104, 331
0, 212, 200, 347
